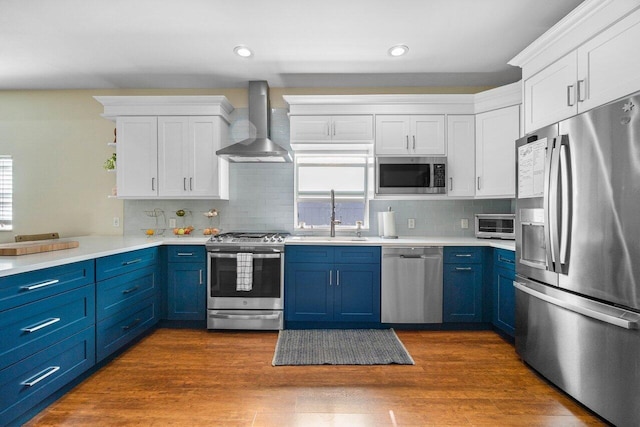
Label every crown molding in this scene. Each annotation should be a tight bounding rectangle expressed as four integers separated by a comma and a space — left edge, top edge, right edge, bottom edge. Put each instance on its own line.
94, 96, 235, 122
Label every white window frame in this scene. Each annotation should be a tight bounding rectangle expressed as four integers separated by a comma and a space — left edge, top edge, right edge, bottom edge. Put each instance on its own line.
0, 156, 13, 231
294, 152, 372, 230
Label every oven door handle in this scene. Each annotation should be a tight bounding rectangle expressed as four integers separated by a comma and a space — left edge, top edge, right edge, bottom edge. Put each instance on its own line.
209, 313, 281, 320
208, 253, 281, 259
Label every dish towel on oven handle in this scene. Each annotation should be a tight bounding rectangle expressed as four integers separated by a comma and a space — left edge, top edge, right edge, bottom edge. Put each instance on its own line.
236, 253, 253, 291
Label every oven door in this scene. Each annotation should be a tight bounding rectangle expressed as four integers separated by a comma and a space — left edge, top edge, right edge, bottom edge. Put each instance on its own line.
207, 251, 284, 310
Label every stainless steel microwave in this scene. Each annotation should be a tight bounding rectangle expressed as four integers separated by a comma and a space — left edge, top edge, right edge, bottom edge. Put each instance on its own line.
475, 214, 515, 240
376, 157, 447, 195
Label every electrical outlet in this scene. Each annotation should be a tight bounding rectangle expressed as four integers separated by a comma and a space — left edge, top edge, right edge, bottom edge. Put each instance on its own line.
113, 216, 120, 227
461, 218, 469, 229
408, 218, 415, 229
169, 218, 177, 228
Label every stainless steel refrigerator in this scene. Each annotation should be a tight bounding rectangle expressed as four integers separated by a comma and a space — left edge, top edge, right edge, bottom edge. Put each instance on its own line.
515, 90, 640, 427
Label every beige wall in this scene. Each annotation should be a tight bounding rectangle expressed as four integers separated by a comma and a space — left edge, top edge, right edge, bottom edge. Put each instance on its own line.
0, 86, 491, 244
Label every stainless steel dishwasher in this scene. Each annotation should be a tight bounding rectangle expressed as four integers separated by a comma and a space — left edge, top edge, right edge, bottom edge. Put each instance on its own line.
381, 247, 443, 323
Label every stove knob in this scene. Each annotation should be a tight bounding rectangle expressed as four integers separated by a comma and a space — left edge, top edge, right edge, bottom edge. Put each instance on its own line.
269, 236, 277, 242
263, 236, 270, 243
277, 236, 284, 243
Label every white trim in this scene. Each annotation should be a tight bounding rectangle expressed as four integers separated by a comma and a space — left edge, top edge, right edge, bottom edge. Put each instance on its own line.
473, 82, 522, 114
94, 96, 235, 123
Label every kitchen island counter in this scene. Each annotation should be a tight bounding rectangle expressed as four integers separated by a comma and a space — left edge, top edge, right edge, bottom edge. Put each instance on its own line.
286, 236, 515, 251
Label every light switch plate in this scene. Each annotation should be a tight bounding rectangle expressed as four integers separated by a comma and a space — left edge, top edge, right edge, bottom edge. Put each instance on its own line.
169, 218, 177, 228
461, 218, 469, 229
408, 218, 415, 229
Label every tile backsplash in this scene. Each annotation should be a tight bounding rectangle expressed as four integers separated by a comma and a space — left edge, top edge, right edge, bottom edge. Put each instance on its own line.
124, 108, 513, 237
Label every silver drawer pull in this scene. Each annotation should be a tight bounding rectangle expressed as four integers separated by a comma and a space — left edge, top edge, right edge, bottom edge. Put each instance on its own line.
455, 254, 473, 257
177, 252, 194, 256
455, 267, 472, 271
209, 253, 281, 259
498, 255, 514, 264
122, 258, 142, 266
22, 317, 61, 333
209, 313, 280, 320
21, 366, 61, 387
122, 318, 141, 331
21, 279, 60, 291
122, 285, 139, 294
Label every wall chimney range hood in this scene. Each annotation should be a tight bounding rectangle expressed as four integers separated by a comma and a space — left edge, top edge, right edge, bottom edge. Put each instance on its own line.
216, 81, 292, 163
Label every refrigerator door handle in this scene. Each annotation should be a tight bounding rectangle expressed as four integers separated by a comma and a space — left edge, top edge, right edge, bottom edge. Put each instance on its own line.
514, 281, 639, 330
543, 137, 558, 271
558, 137, 572, 270
549, 139, 563, 273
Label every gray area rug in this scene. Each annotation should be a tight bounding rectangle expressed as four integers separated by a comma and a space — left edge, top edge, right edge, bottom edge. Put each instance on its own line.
272, 329, 415, 366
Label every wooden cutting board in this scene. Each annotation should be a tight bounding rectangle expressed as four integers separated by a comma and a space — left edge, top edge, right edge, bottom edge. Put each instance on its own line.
0, 239, 79, 256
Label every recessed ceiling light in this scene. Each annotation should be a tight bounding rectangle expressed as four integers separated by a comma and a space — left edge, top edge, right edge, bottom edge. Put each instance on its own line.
388, 45, 409, 57
234, 45, 253, 58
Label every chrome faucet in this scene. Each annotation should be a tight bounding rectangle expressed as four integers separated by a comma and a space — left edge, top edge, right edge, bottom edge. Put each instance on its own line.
330, 189, 341, 237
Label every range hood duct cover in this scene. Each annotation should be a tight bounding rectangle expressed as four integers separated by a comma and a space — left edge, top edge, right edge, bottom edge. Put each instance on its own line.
216, 81, 292, 163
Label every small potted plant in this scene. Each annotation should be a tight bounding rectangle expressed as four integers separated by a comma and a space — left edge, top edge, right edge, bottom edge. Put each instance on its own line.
103, 153, 116, 170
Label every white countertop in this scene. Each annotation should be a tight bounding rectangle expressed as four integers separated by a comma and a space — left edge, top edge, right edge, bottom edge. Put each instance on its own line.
0, 234, 514, 278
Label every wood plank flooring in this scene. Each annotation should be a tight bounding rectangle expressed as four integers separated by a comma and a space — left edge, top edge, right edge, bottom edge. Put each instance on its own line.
26, 329, 608, 426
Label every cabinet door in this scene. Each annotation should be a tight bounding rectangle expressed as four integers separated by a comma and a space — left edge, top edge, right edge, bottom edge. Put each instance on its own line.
157, 116, 189, 197
411, 115, 446, 155
189, 116, 224, 198
375, 115, 411, 155
475, 105, 520, 198
290, 116, 332, 141
578, 8, 640, 113
331, 115, 373, 141
333, 263, 380, 322
493, 266, 516, 336
443, 263, 483, 322
167, 262, 206, 321
524, 51, 578, 133
284, 263, 333, 322
446, 115, 475, 197
116, 117, 158, 197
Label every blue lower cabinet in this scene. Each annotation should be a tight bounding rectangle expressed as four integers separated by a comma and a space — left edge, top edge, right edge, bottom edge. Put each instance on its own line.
0, 327, 95, 426
493, 249, 516, 337
285, 246, 381, 325
166, 262, 206, 321
443, 247, 484, 322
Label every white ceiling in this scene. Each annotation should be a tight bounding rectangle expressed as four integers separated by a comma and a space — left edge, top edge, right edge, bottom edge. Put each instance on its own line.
0, 0, 584, 90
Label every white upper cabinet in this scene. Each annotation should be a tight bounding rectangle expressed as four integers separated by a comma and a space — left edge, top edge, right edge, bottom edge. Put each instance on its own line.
116, 117, 158, 198
475, 105, 520, 198
513, 3, 640, 133
446, 115, 475, 197
96, 96, 233, 200
290, 115, 373, 142
375, 115, 446, 156
158, 116, 228, 199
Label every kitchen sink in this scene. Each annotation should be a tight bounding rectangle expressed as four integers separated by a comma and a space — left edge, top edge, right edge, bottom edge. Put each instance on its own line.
288, 236, 369, 243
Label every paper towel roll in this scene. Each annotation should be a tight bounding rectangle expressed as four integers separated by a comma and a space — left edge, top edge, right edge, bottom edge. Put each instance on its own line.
381, 211, 397, 238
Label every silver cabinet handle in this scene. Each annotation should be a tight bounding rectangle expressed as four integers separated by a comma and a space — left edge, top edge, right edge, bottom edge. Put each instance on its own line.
122, 258, 142, 266
332, 122, 336, 136
327, 123, 330, 136
122, 318, 141, 331
183, 177, 187, 191
22, 317, 61, 333
406, 135, 409, 150
177, 252, 194, 256
21, 279, 59, 291
449, 177, 453, 191
122, 285, 139, 294
577, 79, 586, 102
329, 270, 333, 286
412, 135, 416, 150
21, 366, 61, 387
210, 313, 280, 320
567, 84, 575, 106
151, 177, 155, 191
190, 177, 193, 191
199, 269, 203, 285
477, 176, 481, 190
455, 267, 472, 271
455, 254, 473, 257
498, 255, 515, 264
336, 270, 340, 286
514, 281, 638, 330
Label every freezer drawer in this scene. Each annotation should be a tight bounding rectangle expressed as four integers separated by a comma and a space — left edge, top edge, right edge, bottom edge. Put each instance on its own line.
381, 247, 443, 323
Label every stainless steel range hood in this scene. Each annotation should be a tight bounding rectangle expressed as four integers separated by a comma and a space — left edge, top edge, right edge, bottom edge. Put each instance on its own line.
216, 81, 292, 163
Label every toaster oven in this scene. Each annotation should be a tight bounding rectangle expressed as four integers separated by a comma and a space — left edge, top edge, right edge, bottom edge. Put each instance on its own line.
475, 214, 515, 240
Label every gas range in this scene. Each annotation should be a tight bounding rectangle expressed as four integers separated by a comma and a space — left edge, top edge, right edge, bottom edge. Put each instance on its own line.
205, 232, 289, 252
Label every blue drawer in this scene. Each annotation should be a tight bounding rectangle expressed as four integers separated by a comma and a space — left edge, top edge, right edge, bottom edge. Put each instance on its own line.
0, 326, 95, 427
0, 285, 95, 369
286, 245, 334, 263
95, 248, 158, 282
96, 266, 158, 322
96, 294, 159, 362
0, 260, 94, 312
334, 246, 380, 264
444, 247, 483, 264
494, 248, 516, 270
167, 245, 206, 263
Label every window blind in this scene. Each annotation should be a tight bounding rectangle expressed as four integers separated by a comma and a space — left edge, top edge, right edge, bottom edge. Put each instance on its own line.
0, 156, 13, 230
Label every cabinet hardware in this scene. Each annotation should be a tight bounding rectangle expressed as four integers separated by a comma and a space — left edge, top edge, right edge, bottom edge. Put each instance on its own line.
122, 258, 142, 266
455, 267, 473, 271
22, 317, 61, 333
567, 84, 575, 106
177, 252, 194, 256
329, 270, 333, 286
21, 366, 61, 387
327, 124, 330, 136
455, 254, 473, 257
412, 135, 416, 150
332, 122, 336, 136
122, 285, 139, 294
336, 270, 340, 286
498, 255, 515, 264
449, 177, 453, 191
21, 279, 59, 291
190, 177, 193, 191
152, 177, 155, 191
577, 79, 586, 102
477, 176, 481, 190
199, 269, 203, 285
122, 318, 141, 331
406, 135, 409, 150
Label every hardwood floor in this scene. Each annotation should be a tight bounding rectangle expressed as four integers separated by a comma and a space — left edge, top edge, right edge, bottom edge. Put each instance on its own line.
26, 329, 607, 426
